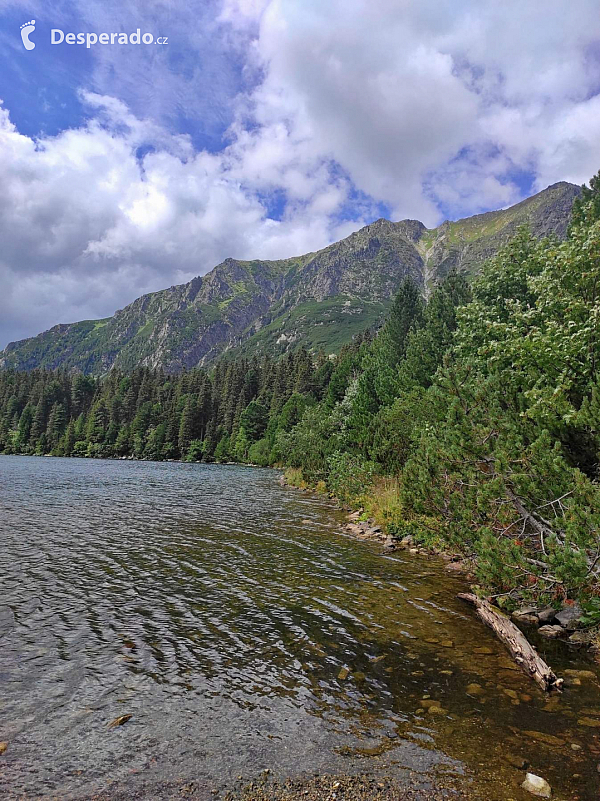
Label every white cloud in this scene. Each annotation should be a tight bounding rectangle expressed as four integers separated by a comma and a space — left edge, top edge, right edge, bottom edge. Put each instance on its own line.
241, 0, 600, 219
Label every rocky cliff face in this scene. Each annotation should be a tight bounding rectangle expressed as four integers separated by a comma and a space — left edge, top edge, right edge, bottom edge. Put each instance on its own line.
0, 181, 580, 374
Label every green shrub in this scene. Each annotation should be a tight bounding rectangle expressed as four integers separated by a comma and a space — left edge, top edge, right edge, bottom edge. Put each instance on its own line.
326, 451, 378, 504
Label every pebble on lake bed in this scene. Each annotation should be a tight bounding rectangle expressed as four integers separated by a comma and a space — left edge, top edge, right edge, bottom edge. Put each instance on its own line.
521, 772, 552, 798
0, 742, 7, 755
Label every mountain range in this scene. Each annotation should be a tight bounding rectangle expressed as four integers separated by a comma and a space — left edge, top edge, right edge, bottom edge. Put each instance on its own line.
0, 181, 580, 375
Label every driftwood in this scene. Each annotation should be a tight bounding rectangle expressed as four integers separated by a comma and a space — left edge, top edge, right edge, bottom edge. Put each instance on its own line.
458, 593, 563, 692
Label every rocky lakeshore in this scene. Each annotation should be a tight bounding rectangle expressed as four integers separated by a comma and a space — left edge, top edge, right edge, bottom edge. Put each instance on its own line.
281, 467, 600, 663
87, 770, 475, 801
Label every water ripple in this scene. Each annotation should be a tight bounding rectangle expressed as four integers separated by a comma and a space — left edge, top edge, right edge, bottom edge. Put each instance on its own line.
1, 456, 599, 800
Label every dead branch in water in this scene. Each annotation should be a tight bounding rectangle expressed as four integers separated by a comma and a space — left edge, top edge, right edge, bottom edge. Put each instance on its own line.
458, 592, 563, 693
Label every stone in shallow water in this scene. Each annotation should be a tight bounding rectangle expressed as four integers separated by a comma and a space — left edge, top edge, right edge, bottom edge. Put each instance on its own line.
521, 772, 552, 798
568, 631, 590, 644
370, 654, 386, 663
522, 730, 565, 747
578, 717, 600, 728
505, 753, 528, 769
337, 667, 349, 680
0, 743, 7, 755
564, 669, 596, 679
466, 683, 485, 696
473, 646, 494, 654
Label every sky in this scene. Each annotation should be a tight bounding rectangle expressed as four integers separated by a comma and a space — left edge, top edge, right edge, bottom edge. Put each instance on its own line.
1, 0, 600, 349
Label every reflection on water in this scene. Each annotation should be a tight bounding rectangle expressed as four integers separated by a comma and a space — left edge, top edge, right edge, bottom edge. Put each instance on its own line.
0, 456, 599, 800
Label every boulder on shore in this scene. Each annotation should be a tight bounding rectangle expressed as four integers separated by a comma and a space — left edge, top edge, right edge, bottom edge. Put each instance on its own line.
555, 604, 582, 630
512, 608, 539, 626
538, 625, 564, 639
537, 607, 557, 625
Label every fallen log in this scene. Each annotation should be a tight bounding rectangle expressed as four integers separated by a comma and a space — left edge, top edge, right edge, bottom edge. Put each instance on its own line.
458, 593, 563, 692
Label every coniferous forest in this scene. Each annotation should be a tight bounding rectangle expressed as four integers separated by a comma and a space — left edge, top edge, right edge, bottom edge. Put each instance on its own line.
2, 174, 600, 612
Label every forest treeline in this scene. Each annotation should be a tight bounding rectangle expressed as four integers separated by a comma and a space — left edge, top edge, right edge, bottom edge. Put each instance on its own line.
1, 173, 600, 609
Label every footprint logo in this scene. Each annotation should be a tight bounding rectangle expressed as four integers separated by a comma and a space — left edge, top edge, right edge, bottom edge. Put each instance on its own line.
20, 20, 36, 51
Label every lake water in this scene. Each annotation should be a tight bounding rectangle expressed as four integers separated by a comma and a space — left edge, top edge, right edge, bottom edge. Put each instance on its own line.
0, 456, 599, 800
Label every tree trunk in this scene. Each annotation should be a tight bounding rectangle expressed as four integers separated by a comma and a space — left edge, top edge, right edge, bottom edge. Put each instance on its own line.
458, 593, 563, 692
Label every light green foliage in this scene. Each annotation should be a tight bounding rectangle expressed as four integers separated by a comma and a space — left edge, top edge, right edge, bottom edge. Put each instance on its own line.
327, 451, 378, 504
401, 216, 600, 604
248, 437, 271, 466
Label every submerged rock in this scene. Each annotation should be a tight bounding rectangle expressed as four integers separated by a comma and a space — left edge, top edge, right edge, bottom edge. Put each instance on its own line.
523, 730, 565, 747
578, 717, 600, 728
568, 631, 590, 644
0, 742, 7, 755
564, 669, 596, 680
521, 772, 552, 798
505, 753, 528, 769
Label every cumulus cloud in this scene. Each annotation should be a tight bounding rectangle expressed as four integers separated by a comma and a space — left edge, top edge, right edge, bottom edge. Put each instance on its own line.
2, 0, 600, 347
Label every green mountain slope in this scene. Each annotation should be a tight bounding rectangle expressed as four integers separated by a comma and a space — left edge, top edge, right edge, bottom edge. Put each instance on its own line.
0, 181, 580, 374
